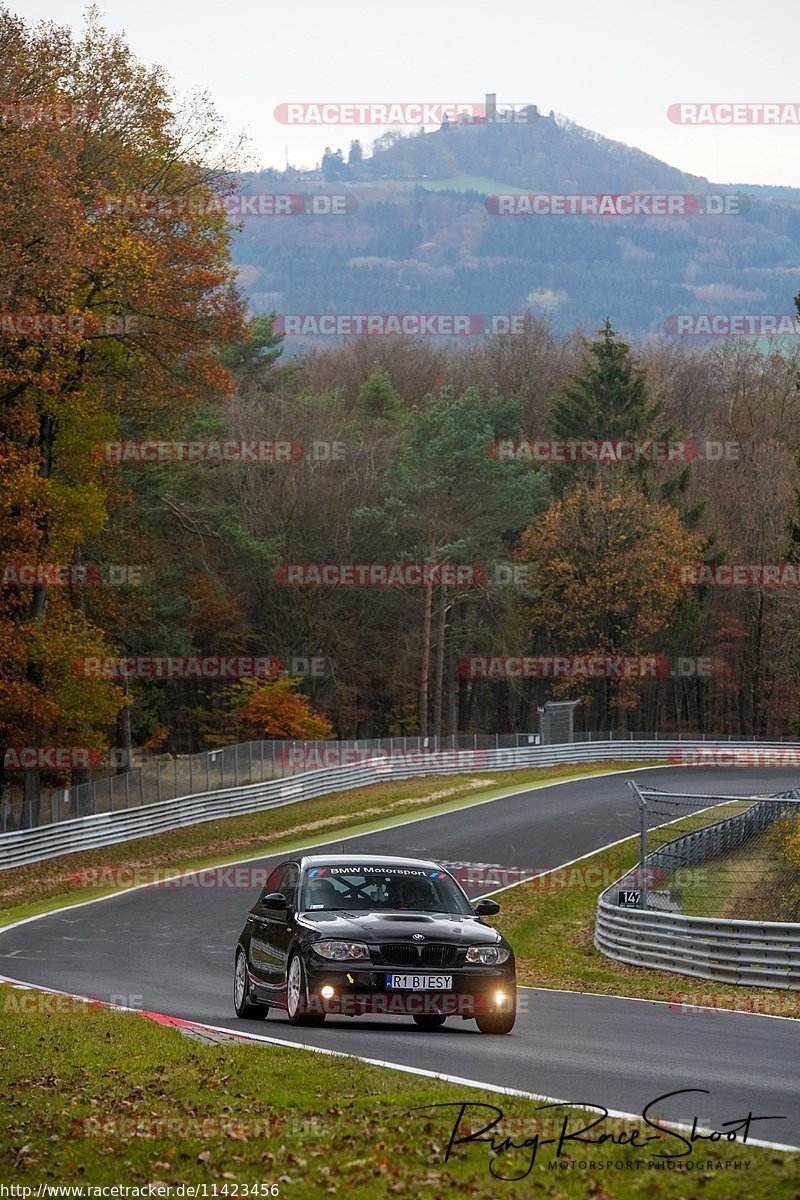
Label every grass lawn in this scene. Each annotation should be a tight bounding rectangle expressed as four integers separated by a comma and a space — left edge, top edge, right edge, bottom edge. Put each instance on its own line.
679, 831, 776, 918
0, 762, 655, 927
1, 999, 796, 1196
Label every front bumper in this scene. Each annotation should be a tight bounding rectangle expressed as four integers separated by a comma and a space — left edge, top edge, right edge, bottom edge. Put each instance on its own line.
303, 959, 516, 1018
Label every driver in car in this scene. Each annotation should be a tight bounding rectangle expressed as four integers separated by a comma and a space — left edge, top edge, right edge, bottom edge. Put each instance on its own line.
392, 877, 434, 910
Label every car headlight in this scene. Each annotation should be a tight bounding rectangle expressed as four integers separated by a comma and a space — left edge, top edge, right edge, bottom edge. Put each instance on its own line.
465, 945, 510, 965
314, 940, 371, 961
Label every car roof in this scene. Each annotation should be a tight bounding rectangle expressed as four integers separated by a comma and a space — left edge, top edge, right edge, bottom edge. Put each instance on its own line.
299, 853, 443, 871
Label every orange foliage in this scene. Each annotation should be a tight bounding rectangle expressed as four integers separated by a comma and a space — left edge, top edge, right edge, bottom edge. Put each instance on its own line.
228, 676, 335, 741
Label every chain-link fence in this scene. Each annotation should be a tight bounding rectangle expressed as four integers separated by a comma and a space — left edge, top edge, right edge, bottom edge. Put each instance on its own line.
1, 733, 540, 833
7, 730, 800, 836
624, 782, 800, 922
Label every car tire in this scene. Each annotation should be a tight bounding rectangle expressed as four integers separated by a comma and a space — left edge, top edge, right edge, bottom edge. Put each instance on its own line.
413, 1014, 447, 1030
234, 947, 267, 1020
475, 1008, 516, 1034
286, 953, 326, 1026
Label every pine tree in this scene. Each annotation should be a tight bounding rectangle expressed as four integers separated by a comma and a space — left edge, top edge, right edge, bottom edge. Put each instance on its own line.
551, 319, 656, 444
357, 366, 400, 417
550, 319, 695, 506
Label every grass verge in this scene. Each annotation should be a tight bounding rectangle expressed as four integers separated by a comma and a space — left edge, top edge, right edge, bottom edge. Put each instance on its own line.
496, 809, 800, 1015
0, 762, 655, 927
1, 998, 796, 1196
680, 832, 775, 918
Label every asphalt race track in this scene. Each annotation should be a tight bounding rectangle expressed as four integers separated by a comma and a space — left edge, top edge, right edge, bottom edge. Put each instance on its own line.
2, 766, 799, 1149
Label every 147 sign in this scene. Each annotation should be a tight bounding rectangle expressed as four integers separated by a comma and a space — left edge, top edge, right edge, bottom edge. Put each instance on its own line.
618, 889, 642, 907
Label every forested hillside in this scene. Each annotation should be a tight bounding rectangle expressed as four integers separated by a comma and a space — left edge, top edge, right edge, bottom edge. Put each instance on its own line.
3, 10, 800, 820
233, 115, 800, 339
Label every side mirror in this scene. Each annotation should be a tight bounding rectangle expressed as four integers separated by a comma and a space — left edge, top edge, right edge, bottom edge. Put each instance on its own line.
473, 897, 500, 916
261, 892, 290, 910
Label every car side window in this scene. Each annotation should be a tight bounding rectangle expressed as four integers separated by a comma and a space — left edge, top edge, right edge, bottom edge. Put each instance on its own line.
277, 863, 299, 908
259, 867, 281, 902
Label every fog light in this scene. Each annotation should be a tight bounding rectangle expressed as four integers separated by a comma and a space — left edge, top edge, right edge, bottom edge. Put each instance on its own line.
494, 990, 507, 1006
321, 985, 335, 999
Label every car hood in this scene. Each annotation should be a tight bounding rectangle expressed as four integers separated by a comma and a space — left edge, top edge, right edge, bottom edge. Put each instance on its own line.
296, 910, 505, 945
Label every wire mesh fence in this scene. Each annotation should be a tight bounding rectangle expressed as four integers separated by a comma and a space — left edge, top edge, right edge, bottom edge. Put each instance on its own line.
624, 783, 800, 922
1, 733, 540, 833
6, 730, 800, 837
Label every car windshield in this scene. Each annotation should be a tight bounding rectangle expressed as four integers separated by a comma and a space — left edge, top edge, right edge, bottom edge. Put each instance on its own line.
300, 865, 474, 916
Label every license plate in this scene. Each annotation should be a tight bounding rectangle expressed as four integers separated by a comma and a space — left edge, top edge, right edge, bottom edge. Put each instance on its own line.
386, 974, 452, 990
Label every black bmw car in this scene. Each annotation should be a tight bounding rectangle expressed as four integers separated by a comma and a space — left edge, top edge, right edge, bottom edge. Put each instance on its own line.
233, 853, 517, 1033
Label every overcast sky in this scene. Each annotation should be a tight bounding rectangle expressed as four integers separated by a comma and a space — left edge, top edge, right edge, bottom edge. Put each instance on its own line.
9, 0, 800, 186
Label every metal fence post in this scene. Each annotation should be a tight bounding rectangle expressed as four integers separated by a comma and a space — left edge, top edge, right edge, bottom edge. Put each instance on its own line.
627, 780, 648, 909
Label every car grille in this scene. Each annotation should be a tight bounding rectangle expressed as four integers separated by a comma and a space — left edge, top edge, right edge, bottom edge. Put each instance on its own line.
378, 943, 458, 968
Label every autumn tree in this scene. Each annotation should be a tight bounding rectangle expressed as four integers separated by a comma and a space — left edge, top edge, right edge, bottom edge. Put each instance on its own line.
225, 675, 335, 742
0, 7, 245, 819
518, 481, 705, 729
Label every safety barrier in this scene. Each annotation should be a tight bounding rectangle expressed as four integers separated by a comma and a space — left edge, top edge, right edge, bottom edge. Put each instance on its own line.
3, 736, 800, 870
595, 789, 800, 989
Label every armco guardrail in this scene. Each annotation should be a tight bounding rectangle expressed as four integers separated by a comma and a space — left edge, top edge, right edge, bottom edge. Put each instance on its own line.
2, 737, 800, 871
5, 732, 540, 832
11, 728, 798, 833
595, 790, 800, 989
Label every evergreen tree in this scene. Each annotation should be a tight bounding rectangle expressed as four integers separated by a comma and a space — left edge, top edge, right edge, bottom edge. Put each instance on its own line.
550, 319, 693, 504
357, 366, 400, 417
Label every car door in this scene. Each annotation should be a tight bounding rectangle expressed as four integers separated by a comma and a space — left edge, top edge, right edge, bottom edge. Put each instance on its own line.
246, 865, 282, 987
250, 862, 299, 996
269, 862, 299, 995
